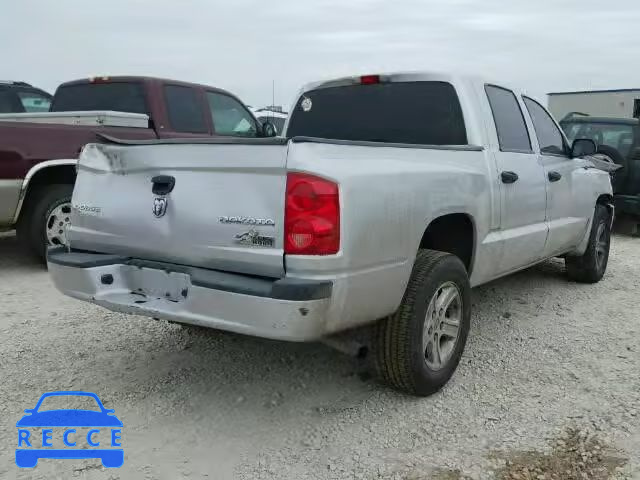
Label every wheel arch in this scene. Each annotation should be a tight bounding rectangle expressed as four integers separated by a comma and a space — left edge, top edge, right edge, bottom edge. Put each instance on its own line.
570, 194, 615, 257
596, 193, 614, 217
418, 213, 476, 276
13, 160, 76, 224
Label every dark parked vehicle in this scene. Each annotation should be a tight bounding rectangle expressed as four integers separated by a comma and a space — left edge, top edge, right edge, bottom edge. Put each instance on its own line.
0, 76, 274, 260
561, 115, 640, 217
0, 81, 52, 113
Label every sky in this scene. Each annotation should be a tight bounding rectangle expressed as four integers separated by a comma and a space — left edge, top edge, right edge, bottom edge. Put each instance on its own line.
4, 0, 639, 109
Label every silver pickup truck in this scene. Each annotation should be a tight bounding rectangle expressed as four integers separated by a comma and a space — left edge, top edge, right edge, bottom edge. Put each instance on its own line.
48, 72, 613, 396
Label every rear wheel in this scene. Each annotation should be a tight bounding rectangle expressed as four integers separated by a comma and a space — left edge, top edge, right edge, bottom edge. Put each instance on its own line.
372, 250, 471, 396
566, 204, 611, 283
17, 184, 73, 262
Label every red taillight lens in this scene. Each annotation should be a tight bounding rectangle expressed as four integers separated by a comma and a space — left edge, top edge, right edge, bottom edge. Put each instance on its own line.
360, 74, 380, 85
285, 173, 340, 255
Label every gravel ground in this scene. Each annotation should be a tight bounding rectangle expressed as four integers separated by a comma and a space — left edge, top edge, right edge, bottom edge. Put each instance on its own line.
0, 231, 638, 479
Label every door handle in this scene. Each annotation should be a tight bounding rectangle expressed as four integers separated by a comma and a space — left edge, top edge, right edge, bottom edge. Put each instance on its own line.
548, 171, 562, 182
151, 175, 176, 195
501, 171, 519, 184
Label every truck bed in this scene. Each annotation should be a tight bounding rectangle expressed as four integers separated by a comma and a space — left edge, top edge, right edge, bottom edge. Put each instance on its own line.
0, 121, 158, 180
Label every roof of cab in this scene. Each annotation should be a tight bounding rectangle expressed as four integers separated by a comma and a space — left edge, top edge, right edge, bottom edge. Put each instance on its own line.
300, 71, 469, 93
560, 116, 639, 126
296, 71, 535, 99
56, 76, 237, 98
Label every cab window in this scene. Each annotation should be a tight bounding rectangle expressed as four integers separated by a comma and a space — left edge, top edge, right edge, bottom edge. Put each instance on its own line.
523, 97, 566, 156
206, 92, 257, 137
485, 85, 532, 153
17, 91, 51, 112
164, 85, 207, 133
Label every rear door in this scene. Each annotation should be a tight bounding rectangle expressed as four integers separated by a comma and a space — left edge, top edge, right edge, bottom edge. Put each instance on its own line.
70, 140, 289, 277
484, 85, 548, 273
523, 97, 590, 256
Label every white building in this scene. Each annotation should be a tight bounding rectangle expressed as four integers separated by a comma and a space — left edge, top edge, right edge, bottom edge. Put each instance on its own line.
548, 88, 640, 121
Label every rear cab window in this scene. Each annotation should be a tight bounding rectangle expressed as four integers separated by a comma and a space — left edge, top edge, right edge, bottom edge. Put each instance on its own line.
51, 82, 147, 114
286, 81, 468, 145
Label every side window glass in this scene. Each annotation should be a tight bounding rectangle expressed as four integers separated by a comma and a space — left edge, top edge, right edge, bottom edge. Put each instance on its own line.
523, 97, 566, 156
0, 91, 21, 113
163, 85, 207, 133
17, 91, 51, 112
485, 85, 532, 153
206, 92, 257, 137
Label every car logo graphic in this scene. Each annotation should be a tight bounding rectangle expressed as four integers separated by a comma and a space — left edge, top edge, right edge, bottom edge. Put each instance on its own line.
153, 196, 168, 218
16, 391, 123, 468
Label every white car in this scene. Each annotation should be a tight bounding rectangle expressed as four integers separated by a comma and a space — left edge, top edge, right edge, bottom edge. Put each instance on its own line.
252, 108, 287, 135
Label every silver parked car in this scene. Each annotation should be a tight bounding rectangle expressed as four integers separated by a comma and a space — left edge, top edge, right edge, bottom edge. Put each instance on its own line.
48, 72, 613, 395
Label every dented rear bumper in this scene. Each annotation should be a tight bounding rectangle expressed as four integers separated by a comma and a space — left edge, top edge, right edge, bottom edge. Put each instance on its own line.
47, 247, 333, 341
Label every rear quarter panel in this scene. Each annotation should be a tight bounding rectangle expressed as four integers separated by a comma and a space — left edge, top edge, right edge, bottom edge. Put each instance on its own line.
285, 140, 494, 331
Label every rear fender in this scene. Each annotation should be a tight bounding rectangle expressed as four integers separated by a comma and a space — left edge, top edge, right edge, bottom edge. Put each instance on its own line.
12, 159, 76, 223
569, 201, 614, 257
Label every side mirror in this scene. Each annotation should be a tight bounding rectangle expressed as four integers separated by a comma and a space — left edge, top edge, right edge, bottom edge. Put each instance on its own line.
571, 138, 597, 158
260, 121, 277, 138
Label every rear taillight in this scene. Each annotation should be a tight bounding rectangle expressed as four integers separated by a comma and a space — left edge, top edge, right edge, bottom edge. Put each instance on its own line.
285, 172, 340, 255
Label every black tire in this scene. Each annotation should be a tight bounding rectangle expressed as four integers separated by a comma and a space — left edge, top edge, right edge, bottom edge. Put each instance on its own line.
16, 184, 74, 262
596, 145, 627, 194
372, 250, 471, 396
566, 204, 611, 283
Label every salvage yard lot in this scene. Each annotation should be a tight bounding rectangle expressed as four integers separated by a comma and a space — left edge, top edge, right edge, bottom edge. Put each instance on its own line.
0, 231, 638, 479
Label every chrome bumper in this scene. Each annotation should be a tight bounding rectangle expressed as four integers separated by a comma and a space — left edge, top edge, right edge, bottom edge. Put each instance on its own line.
47, 248, 333, 341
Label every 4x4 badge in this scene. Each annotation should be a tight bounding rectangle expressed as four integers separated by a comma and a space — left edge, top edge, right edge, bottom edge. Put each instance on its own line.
234, 229, 275, 247
153, 197, 168, 218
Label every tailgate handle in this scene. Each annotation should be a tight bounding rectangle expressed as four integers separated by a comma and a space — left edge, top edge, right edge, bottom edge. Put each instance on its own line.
151, 175, 176, 195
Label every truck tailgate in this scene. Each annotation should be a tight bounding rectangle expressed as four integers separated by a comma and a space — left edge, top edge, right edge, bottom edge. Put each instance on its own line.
70, 139, 289, 278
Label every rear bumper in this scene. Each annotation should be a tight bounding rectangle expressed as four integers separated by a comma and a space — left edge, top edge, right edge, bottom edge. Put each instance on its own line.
47, 248, 333, 341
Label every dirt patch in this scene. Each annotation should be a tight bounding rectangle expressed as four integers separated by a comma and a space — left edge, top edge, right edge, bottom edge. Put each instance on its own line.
495, 428, 627, 480
402, 468, 471, 480
428, 469, 471, 480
